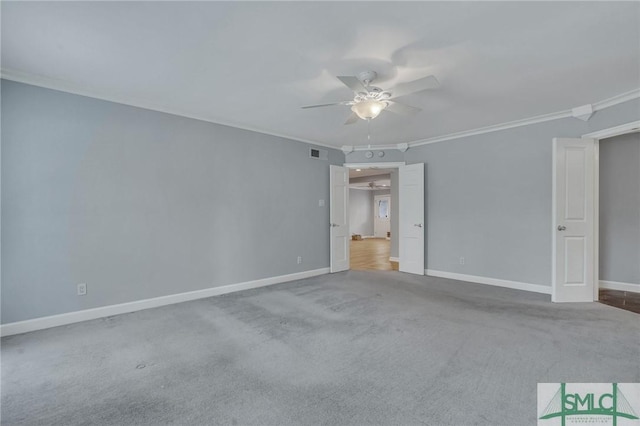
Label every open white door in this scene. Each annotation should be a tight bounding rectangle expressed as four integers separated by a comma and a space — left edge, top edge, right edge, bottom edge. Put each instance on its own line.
399, 163, 424, 275
330, 165, 349, 273
552, 138, 595, 302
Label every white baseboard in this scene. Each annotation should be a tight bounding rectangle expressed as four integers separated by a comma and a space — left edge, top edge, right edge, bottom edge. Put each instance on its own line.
0, 268, 330, 337
599, 280, 640, 293
389, 257, 399, 262
425, 269, 552, 295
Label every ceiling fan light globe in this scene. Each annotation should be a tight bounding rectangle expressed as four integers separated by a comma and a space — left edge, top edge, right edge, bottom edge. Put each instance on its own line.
351, 100, 387, 120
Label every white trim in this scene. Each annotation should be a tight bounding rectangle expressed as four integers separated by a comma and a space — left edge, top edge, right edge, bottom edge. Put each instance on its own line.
344, 162, 405, 169
599, 280, 640, 293
351, 144, 402, 152
426, 269, 552, 295
0, 68, 337, 151
592, 88, 640, 111
593, 140, 600, 301
405, 89, 639, 148
571, 104, 594, 122
397, 143, 409, 152
583, 120, 640, 140
410, 109, 573, 148
582, 121, 640, 301
551, 138, 559, 301
389, 257, 399, 262
4, 68, 638, 152
0, 268, 329, 337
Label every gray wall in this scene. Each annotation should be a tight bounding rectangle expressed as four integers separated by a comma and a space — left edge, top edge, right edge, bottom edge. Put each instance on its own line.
1, 80, 344, 323
349, 189, 373, 236
599, 132, 640, 284
346, 98, 640, 286
404, 99, 640, 286
3, 79, 638, 324
345, 149, 404, 164
348, 189, 392, 237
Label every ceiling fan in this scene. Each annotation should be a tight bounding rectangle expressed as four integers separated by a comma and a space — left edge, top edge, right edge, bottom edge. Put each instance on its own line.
350, 180, 391, 190
302, 70, 439, 125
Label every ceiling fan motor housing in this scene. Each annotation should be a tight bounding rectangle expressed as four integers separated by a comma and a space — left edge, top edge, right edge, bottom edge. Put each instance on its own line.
357, 70, 378, 85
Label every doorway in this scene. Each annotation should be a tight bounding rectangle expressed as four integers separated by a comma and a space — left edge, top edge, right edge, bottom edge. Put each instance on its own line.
330, 162, 425, 275
551, 120, 640, 303
595, 129, 640, 313
348, 167, 394, 271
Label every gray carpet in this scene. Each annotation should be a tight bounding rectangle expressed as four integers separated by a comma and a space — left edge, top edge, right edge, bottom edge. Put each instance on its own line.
2, 271, 639, 425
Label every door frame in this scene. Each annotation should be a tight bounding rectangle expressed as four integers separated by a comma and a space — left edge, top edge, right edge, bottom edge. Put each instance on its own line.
583, 120, 640, 300
344, 161, 406, 268
552, 120, 640, 301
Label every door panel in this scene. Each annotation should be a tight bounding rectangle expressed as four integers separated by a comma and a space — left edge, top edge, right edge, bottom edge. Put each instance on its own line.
330, 165, 349, 272
399, 163, 424, 275
564, 237, 585, 284
553, 138, 595, 302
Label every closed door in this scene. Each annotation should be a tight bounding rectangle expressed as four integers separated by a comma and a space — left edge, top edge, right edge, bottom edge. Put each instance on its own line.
552, 138, 595, 302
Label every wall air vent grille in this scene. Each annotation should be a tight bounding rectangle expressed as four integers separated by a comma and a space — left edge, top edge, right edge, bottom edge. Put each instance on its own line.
309, 148, 328, 160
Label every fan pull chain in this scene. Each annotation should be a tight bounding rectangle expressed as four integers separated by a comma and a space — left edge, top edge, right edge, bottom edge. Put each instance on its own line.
367, 118, 371, 140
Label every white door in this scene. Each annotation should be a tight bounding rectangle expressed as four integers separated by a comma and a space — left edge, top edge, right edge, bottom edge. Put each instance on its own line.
552, 138, 595, 302
374, 195, 391, 238
399, 163, 424, 275
330, 165, 349, 273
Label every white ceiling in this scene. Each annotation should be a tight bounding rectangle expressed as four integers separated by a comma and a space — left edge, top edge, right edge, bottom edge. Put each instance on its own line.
2, 2, 639, 149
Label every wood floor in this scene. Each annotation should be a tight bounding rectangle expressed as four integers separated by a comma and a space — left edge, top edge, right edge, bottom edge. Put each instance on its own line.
350, 238, 397, 271
599, 289, 640, 314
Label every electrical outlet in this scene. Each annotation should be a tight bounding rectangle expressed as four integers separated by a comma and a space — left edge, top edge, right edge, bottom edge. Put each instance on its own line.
77, 283, 87, 296
459, 257, 465, 265
297, 256, 303, 264
318, 199, 325, 207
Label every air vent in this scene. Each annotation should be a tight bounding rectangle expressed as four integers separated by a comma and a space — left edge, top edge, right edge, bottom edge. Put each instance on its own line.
309, 148, 328, 160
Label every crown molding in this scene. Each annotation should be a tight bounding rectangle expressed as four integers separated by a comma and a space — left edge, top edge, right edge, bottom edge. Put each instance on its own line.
3, 68, 638, 152
351, 144, 399, 152
592, 88, 640, 111
344, 162, 405, 169
408, 88, 640, 148
0, 68, 338, 151
409, 109, 574, 148
583, 120, 640, 139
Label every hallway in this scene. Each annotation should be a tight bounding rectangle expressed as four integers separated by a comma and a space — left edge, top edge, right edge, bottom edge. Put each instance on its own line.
350, 238, 396, 271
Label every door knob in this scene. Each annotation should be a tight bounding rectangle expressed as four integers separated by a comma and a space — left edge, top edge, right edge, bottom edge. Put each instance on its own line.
557, 225, 566, 231
330, 223, 339, 228
414, 223, 423, 228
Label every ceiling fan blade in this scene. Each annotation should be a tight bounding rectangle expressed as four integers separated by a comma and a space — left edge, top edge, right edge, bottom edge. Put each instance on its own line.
385, 101, 422, 115
344, 112, 359, 125
301, 102, 348, 109
337, 76, 369, 93
390, 75, 440, 99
